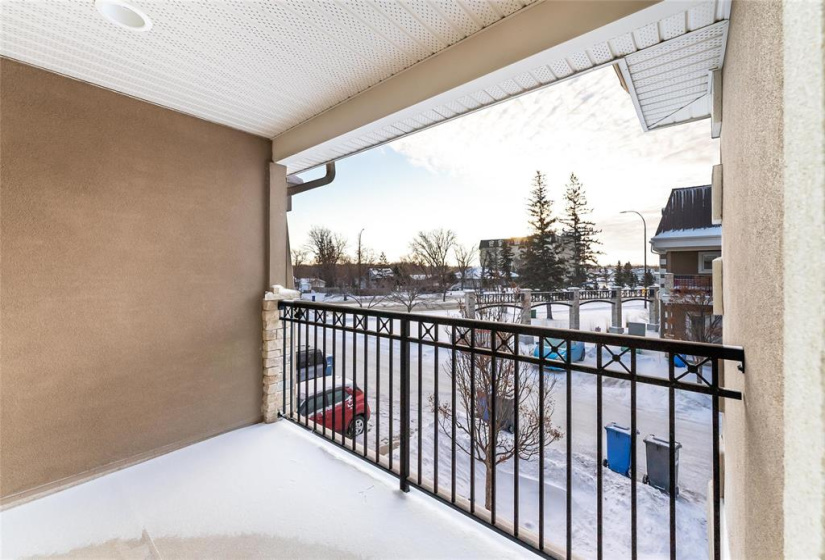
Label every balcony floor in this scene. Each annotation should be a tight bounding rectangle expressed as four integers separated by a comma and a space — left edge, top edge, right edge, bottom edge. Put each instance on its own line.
1, 421, 529, 559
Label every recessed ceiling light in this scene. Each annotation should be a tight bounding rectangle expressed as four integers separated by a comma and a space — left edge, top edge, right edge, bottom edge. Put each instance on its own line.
95, 0, 152, 32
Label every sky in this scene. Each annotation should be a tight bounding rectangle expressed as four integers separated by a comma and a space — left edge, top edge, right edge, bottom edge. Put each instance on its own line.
288, 66, 719, 267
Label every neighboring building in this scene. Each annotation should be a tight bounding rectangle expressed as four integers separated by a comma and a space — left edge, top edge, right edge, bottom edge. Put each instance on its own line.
650, 185, 721, 341
479, 233, 576, 287
367, 267, 395, 290
478, 237, 528, 274
297, 277, 326, 293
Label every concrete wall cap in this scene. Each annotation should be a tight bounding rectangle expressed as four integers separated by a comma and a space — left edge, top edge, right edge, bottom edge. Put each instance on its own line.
265, 285, 300, 300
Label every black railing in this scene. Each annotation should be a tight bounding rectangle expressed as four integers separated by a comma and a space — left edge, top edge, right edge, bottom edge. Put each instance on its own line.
672, 275, 713, 291
277, 300, 743, 560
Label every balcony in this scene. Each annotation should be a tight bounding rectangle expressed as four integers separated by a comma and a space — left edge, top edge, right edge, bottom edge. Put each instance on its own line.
661, 274, 714, 301
270, 299, 744, 559
0, 421, 526, 559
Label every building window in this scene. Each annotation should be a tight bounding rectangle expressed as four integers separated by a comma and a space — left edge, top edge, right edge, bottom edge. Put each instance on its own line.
698, 251, 720, 273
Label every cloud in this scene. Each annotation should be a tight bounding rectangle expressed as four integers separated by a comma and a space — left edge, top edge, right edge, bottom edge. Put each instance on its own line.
388, 67, 719, 264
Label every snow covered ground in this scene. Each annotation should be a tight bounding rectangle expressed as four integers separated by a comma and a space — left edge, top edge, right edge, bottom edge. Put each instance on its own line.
297, 301, 715, 559
0, 422, 530, 559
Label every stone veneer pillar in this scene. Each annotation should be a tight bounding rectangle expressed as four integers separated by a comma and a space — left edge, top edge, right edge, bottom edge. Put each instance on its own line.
262, 285, 298, 423
649, 287, 660, 330
569, 288, 581, 330
519, 289, 532, 325
610, 288, 624, 333
464, 291, 476, 319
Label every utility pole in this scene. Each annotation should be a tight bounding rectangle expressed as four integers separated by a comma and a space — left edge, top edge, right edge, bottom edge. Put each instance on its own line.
357, 228, 365, 294
620, 210, 647, 308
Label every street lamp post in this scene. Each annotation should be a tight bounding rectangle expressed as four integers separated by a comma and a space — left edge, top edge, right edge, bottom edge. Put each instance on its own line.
357, 228, 365, 294
621, 210, 647, 309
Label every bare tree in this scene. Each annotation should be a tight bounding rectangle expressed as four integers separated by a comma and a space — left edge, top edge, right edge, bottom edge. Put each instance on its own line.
668, 288, 722, 344
385, 261, 428, 312
305, 226, 347, 287
454, 244, 478, 290
291, 248, 309, 268
348, 293, 386, 309
431, 305, 563, 510
410, 228, 457, 300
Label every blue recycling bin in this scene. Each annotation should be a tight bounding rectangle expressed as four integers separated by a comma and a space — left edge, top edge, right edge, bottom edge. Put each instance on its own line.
603, 422, 635, 477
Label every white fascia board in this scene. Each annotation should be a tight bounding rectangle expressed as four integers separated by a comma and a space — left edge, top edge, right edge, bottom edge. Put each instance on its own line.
650, 234, 722, 252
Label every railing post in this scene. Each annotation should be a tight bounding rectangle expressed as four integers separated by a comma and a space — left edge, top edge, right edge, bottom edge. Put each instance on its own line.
520, 289, 531, 325
664, 273, 675, 294
569, 287, 581, 330
650, 287, 660, 331
610, 288, 624, 334
399, 316, 411, 493
465, 291, 476, 319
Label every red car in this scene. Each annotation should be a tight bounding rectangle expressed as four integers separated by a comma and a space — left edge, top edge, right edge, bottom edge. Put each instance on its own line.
297, 377, 370, 437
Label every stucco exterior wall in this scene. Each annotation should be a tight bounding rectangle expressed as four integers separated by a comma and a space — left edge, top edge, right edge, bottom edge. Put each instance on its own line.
719, 2, 785, 558
781, 0, 824, 557
0, 60, 273, 501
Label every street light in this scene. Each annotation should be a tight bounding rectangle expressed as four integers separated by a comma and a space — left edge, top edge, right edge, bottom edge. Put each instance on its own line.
357, 228, 365, 294
620, 210, 647, 308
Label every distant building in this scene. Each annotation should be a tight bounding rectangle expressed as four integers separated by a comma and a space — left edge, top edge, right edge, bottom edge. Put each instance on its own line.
297, 277, 326, 293
367, 267, 395, 289
478, 237, 529, 273
650, 185, 721, 341
479, 234, 576, 287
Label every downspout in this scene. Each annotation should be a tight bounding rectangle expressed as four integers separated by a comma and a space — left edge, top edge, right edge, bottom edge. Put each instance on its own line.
286, 162, 336, 211
282, 162, 336, 288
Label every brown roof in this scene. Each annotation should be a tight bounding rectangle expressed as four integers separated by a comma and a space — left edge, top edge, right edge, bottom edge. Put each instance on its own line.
655, 185, 713, 234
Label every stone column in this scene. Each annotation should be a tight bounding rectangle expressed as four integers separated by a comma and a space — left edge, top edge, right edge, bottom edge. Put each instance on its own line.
465, 291, 477, 319
569, 287, 581, 330
262, 285, 299, 423
610, 288, 624, 334
520, 289, 532, 325
664, 273, 675, 294
649, 287, 660, 330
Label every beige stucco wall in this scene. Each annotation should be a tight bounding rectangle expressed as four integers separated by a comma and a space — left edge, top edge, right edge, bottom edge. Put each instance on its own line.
0, 60, 273, 501
781, 0, 824, 557
719, 1, 785, 559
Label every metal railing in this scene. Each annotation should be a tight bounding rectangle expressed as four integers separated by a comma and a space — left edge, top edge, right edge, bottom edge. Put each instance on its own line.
672, 275, 713, 291
277, 300, 743, 560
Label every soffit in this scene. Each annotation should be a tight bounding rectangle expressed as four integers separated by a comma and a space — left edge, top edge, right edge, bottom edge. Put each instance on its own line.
278, 0, 731, 174
0, 0, 538, 138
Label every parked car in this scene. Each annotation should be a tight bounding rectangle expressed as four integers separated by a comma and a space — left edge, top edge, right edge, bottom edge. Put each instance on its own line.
534, 337, 586, 371
297, 377, 370, 437
296, 347, 333, 382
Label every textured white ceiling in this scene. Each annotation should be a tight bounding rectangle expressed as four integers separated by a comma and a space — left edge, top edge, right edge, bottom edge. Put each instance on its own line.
0, 0, 537, 138
1, 0, 730, 175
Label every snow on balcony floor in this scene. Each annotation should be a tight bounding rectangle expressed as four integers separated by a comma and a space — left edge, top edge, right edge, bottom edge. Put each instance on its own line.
0, 421, 529, 559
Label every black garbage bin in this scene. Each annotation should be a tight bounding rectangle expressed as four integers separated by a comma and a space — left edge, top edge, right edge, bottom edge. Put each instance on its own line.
642, 435, 682, 496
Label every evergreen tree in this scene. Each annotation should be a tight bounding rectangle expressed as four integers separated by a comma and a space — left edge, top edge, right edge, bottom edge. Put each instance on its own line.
377, 252, 390, 268
643, 270, 656, 287
623, 262, 637, 287
482, 245, 501, 288
499, 240, 515, 282
521, 171, 564, 291
614, 260, 624, 286
560, 173, 601, 286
